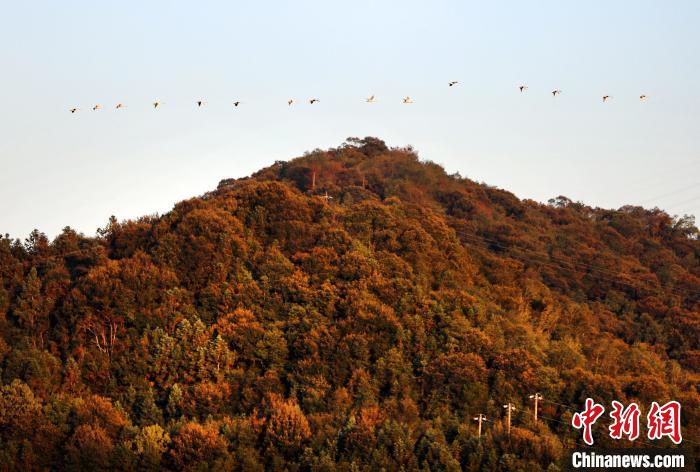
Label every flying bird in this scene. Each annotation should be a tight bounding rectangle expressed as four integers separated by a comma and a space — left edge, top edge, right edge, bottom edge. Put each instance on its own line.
365, 95, 376, 103
309, 98, 320, 104
448, 81, 459, 87
519, 85, 528, 93
288, 99, 294, 106
69, 108, 79, 113
402, 96, 414, 104
602, 95, 611, 102
196, 100, 206, 107
639, 94, 648, 101
233, 101, 241, 107
153, 101, 162, 108
115, 103, 126, 109
92, 104, 102, 111
552, 90, 562, 96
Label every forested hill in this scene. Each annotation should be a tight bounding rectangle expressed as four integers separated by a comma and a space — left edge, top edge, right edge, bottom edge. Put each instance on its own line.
0, 137, 698, 470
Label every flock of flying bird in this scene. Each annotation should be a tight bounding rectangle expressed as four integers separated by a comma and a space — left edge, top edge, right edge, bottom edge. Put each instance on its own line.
67, 82, 649, 113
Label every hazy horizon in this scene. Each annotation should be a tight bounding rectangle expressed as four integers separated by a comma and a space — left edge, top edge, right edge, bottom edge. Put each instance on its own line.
2, 1, 699, 239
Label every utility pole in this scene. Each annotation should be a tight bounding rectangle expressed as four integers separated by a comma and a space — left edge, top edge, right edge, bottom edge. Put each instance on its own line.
503, 403, 516, 435
472, 414, 487, 439
529, 393, 543, 423
311, 170, 316, 190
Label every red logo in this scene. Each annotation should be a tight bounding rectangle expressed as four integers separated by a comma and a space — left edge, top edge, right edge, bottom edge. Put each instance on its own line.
571, 398, 682, 445
647, 401, 682, 444
609, 401, 641, 441
572, 398, 606, 445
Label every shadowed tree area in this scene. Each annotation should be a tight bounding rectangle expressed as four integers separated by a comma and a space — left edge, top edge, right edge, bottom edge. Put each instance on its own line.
0, 137, 698, 470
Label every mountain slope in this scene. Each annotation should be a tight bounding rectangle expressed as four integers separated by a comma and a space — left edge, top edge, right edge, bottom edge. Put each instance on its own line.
0, 137, 698, 470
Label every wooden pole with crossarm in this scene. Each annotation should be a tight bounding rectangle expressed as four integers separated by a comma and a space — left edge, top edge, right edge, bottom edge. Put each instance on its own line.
503, 403, 516, 435
529, 393, 543, 423
473, 414, 487, 439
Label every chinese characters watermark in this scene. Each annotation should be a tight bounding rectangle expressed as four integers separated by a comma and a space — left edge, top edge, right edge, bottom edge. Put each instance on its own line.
571, 398, 682, 446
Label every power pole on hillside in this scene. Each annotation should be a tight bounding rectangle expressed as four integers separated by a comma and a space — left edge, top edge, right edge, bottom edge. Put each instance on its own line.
503, 403, 516, 435
473, 414, 487, 439
529, 393, 543, 424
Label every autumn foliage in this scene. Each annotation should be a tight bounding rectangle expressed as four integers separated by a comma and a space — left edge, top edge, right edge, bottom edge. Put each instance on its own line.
0, 137, 697, 470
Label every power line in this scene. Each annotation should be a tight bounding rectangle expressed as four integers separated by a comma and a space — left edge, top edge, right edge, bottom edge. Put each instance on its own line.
541, 398, 578, 412
459, 230, 698, 298
637, 182, 700, 206
454, 230, 698, 298
457, 231, 662, 289
664, 195, 700, 212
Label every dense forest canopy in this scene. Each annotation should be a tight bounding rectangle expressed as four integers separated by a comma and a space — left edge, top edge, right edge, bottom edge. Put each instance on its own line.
0, 137, 698, 470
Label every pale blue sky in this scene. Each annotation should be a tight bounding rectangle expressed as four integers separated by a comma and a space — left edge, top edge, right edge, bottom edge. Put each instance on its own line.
1, 1, 699, 238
